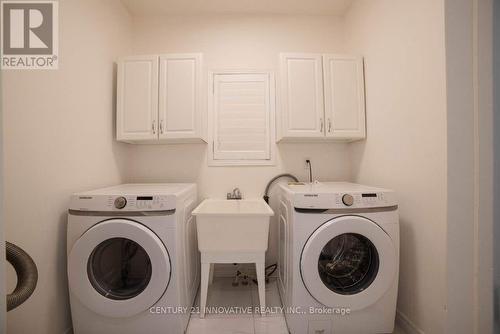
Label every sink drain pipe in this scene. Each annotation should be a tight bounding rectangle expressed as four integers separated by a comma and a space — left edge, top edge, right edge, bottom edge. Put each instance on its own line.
6, 242, 38, 311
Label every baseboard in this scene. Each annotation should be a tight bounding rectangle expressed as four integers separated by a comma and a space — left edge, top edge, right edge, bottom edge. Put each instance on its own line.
396, 310, 425, 334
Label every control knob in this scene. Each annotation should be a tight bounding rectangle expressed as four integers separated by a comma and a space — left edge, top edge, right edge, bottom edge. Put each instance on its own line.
342, 194, 354, 206
114, 196, 127, 209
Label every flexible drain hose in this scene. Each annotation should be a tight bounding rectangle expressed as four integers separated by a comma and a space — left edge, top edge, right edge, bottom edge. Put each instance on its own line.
6, 242, 38, 311
263, 173, 299, 203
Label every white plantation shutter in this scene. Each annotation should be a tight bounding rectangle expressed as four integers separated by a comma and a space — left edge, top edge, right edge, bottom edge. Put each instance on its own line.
213, 73, 272, 161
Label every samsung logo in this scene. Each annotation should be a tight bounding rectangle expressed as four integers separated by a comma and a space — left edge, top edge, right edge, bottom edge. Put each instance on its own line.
79, 196, 93, 200
304, 194, 319, 197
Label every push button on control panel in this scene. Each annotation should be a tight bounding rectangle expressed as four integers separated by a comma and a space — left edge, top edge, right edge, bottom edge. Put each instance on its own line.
342, 194, 354, 206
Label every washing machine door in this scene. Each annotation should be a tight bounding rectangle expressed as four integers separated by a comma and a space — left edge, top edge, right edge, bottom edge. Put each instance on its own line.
68, 219, 171, 318
301, 215, 396, 311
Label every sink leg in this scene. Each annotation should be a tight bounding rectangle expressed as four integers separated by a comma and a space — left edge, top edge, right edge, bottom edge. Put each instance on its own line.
209, 263, 215, 285
256, 261, 266, 316
200, 262, 210, 319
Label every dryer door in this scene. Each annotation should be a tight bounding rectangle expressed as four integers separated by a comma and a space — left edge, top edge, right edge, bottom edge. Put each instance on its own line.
68, 219, 171, 318
301, 215, 396, 311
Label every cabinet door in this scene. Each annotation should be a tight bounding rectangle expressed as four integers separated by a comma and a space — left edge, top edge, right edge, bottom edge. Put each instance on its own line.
159, 54, 203, 140
280, 53, 325, 138
323, 55, 366, 140
117, 56, 159, 141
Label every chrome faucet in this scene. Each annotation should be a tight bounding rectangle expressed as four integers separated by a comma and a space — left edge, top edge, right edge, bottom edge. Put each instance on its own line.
227, 187, 242, 200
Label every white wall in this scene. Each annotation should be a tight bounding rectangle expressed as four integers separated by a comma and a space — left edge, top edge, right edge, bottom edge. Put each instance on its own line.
343, 1, 448, 333
1, 0, 132, 332
476, 0, 494, 332
445, 0, 497, 333
444, 0, 475, 332
493, 1, 500, 332
125, 15, 353, 266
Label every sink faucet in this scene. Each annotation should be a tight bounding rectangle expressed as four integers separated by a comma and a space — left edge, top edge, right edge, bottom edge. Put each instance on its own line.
227, 187, 242, 200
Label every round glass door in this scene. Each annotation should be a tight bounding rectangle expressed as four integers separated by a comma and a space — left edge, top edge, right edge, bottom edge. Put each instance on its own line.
68, 219, 171, 318
318, 233, 379, 295
88, 237, 152, 300
300, 216, 397, 310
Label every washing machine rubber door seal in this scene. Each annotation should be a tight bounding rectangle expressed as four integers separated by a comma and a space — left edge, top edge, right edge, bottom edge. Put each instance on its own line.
68, 219, 171, 318
300, 215, 396, 311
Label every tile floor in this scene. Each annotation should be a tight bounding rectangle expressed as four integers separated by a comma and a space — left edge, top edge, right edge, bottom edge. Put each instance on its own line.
187, 278, 287, 334
186, 277, 406, 334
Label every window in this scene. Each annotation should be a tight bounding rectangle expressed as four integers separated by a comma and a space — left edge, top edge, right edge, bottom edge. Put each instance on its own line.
208, 71, 275, 166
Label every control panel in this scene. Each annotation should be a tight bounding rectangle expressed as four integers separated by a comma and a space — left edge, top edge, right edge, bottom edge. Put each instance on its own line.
293, 191, 394, 209
108, 195, 172, 210
70, 194, 176, 211
334, 192, 388, 208
282, 182, 396, 210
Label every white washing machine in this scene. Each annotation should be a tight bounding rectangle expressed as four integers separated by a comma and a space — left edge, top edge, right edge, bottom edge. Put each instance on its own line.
67, 184, 199, 334
278, 182, 399, 334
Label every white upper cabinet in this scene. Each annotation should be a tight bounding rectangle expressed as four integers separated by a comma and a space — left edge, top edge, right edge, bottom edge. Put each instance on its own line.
117, 53, 204, 144
323, 54, 366, 140
278, 53, 366, 142
279, 53, 324, 138
117, 55, 159, 141
159, 54, 202, 140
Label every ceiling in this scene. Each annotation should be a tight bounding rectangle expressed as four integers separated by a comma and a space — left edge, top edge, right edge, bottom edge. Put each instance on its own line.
121, 0, 355, 16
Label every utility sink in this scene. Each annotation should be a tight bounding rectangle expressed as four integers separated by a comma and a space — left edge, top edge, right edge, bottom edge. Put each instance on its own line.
192, 199, 274, 253
193, 198, 274, 318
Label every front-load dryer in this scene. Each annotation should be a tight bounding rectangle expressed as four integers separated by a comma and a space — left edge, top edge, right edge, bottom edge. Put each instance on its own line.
278, 182, 399, 334
67, 183, 199, 334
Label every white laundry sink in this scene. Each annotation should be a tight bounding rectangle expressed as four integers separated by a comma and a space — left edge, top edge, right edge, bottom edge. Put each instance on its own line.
192, 199, 274, 253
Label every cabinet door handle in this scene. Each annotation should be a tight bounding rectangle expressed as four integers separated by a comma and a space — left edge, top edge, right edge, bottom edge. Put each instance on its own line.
328, 118, 332, 132
152, 120, 156, 135
159, 120, 164, 134
320, 118, 324, 132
